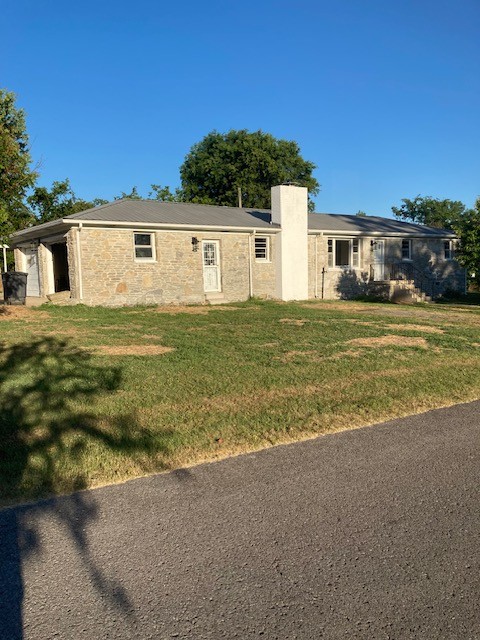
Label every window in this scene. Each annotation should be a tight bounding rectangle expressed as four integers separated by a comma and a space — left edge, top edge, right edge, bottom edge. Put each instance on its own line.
134, 233, 155, 261
401, 239, 412, 261
327, 238, 360, 268
254, 236, 270, 261
444, 240, 453, 260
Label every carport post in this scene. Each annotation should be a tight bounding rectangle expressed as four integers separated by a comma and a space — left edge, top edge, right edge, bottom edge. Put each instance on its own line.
2, 245, 8, 272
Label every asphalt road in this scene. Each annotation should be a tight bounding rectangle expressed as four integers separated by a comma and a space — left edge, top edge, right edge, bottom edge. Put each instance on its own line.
1, 401, 480, 640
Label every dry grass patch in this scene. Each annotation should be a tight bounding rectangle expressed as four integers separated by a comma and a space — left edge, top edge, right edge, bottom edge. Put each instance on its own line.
152, 305, 242, 315
347, 319, 444, 334
279, 318, 309, 326
347, 335, 429, 348
384, 323, 444, 334
91, 345, 174, 356
0, 306, 50, 321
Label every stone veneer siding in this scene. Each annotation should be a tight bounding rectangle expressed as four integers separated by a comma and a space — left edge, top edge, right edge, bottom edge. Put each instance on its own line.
307, 235, 465, 300
76, 228, 277, 306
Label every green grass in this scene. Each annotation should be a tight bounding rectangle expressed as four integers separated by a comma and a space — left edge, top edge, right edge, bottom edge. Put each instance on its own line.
2, 298, 480, 506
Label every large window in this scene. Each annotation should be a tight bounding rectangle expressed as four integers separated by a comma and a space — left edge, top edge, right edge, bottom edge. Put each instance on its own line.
401, 239, 412, 261
254, 236, 270, 262
133, 233, 155, 261
327, 238, 360, 268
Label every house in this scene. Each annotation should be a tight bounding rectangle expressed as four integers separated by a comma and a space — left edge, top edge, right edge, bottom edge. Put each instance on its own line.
9, 185, 465, 306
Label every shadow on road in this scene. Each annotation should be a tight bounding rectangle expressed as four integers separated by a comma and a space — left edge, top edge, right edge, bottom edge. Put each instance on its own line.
0, 337, 152, 638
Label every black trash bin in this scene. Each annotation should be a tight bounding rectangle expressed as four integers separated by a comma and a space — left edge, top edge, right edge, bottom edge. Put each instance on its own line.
2, 271, 28, 305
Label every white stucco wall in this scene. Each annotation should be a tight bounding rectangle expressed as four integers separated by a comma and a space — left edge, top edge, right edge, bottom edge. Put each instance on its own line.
271, 185, 309, 300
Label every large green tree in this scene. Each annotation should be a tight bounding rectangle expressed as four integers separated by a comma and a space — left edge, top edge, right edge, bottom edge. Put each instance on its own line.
391, 195, 467, 229
392, 195, 480, 287
179, 129, 319, 210
27, 179, 106, 224
0, 90, 37, 241
455, 198, 480, 288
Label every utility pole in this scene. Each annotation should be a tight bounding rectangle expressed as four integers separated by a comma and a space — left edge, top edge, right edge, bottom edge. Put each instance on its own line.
237, 186, 242, 208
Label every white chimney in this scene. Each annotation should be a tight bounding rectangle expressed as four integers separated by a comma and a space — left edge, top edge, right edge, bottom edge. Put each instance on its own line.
271, 184, 309, 301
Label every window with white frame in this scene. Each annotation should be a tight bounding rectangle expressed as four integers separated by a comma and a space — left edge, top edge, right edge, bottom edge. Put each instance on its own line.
254, 236, 270, 261
401, 239, 412, 261
444, 240, 453, 260
133, 233, 155, 261
327, 238, 360, 268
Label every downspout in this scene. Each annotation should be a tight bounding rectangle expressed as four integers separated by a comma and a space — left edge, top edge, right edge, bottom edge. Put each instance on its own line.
76, 223, 83, 300
314, 234, 318, 298
248, 231, 254, 298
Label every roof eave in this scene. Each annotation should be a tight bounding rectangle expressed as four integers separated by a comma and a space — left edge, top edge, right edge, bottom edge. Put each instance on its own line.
66, 219, 281, 233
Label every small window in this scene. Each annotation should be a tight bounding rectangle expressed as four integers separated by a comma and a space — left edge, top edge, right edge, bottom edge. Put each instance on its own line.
444, 240, 453, 260
401, 239, 412, 261
254, 237, 270, 261
134, 233, 155, 261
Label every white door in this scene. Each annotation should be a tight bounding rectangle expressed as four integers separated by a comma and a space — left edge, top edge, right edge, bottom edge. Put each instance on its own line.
25, 247, 40, 296
202, 241, 221, 292
372, 240, 385, 281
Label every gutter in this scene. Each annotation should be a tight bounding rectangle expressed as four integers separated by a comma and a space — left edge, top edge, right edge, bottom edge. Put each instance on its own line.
76, 223, 83, 300
248, 232, 254, 298
67, 220, 281, 234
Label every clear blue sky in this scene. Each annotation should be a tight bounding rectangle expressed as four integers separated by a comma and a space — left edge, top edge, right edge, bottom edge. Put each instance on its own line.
2, 0, 479, 215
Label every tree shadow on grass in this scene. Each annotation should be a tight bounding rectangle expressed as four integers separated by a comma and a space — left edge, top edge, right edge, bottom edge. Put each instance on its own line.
0, 337, 157, 638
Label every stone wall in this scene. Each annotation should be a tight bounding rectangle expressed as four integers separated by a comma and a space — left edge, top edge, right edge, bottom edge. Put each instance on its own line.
252, 235, 276, 298
77, 228, 277, 306
307, 235, 465, 300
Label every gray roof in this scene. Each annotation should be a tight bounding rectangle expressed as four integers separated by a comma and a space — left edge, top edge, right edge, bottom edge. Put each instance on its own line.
11, 199, 456, 241
307, 213, 455, 237
65, 199, 277, 229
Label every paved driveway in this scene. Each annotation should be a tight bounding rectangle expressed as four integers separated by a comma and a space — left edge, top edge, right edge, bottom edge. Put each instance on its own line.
1, 401, 479, 639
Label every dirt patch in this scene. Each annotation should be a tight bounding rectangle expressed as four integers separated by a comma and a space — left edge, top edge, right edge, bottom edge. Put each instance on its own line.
347, 335, 428, 348
0, 306, 50, 321
279, 318, 309, 326
92, 345, 174, 356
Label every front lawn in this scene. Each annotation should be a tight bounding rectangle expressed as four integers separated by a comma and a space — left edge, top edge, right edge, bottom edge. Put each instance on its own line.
1, 298, 480, 505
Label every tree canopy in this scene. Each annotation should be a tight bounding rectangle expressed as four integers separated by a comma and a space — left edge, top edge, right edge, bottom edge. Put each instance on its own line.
391, 195, 467, 229
0, 90, 37, 241
179, 129, 319, 210
27, 179, 107, 224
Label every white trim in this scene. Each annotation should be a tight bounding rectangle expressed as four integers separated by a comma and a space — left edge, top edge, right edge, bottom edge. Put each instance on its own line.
248, 233, 254, 297
76, 224, 83, 300
67, 219, 281, 234
309, 229, 456, 239
44, 244, 55, 295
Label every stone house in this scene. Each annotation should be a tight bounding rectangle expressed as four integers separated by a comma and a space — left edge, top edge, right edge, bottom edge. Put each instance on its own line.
10, 185, 465, 306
